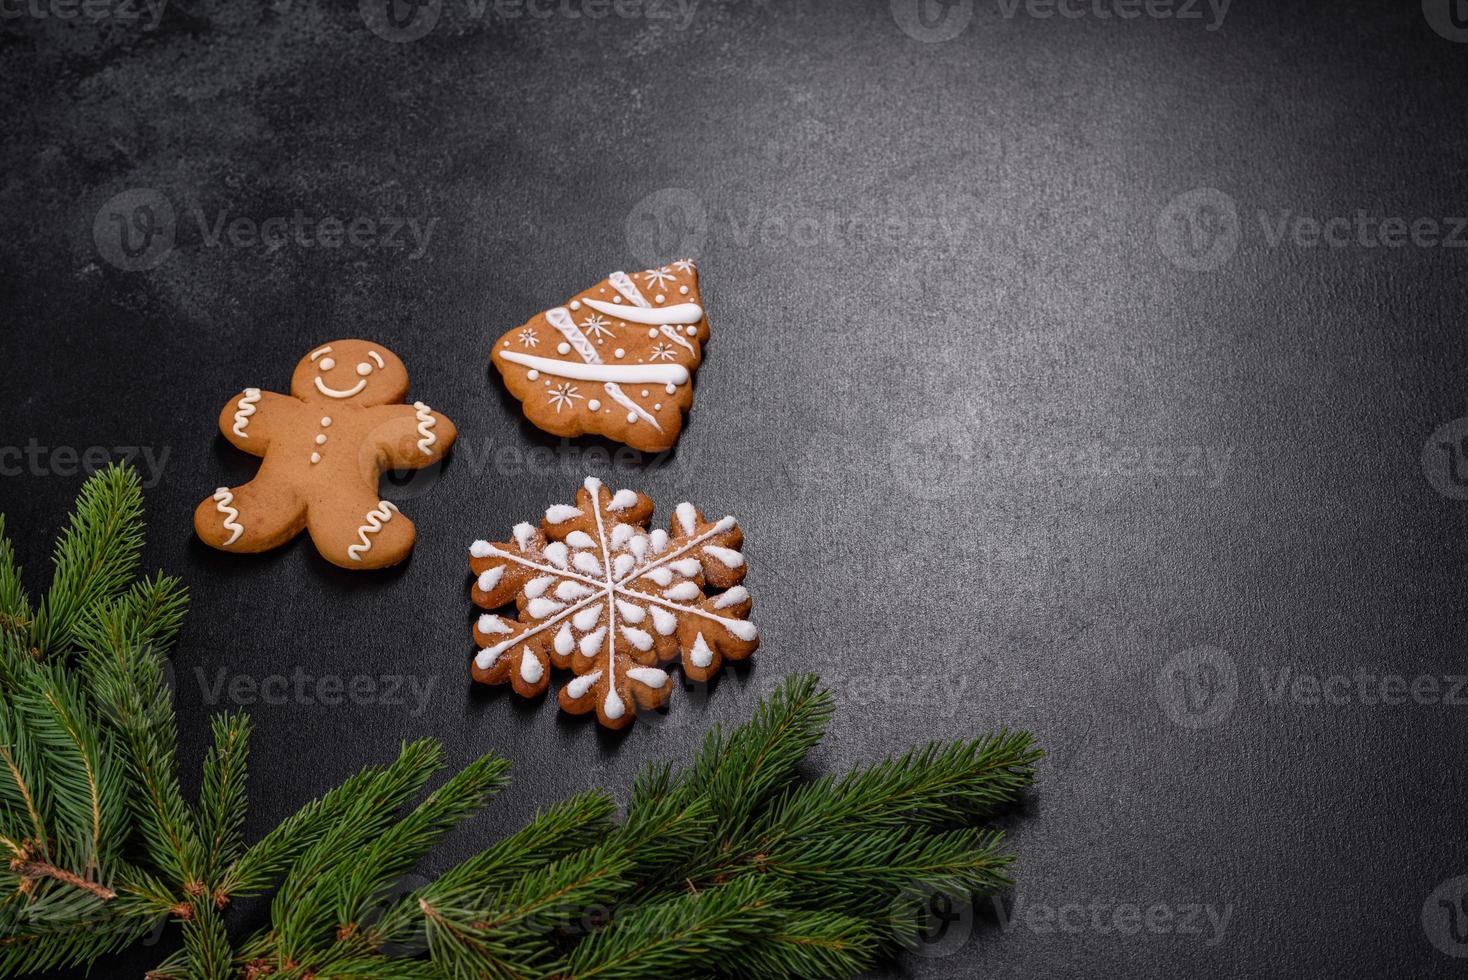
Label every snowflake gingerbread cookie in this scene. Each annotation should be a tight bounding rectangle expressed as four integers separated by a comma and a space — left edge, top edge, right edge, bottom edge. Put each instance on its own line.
468, 476, 757, 729
194, 339, 457, 570
491, 260, 708, 452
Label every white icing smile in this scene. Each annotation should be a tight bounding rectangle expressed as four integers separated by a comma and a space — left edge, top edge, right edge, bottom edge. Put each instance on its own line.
314, 376, 367, 399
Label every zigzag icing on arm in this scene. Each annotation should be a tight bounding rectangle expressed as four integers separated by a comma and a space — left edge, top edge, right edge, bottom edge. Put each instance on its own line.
580, 297, 703, 325
412, 401, 437, 454
212, 487, 244, 546
231, 388, 261, 438
347, 501, 399, 561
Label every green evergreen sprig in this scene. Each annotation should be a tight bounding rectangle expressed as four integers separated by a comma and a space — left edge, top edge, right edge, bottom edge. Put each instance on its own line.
0, 465, 1041, 979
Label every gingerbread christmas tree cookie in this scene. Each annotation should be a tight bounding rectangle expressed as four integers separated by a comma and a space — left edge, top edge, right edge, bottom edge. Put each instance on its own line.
468, 476, 757, 729
491, 260, 708, 452
194, 339, 457, 570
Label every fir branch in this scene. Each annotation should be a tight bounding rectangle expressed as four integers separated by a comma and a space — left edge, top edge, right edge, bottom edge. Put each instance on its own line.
0, 516, 31, 634
12, 663, 126, 872
218, 745, 436, 902
758, 827, 1014, 921
29, 464, 144, 656
0, 921, 153, 977
717, 909, 878, 979
237, 740, 447, 967
371, 789, 617, 950
680, 674, 833, 835
328, 753, 510, 938
420, 897, 554, 980
562, 876, 787, 979
180, 900, 233, 980
0, 701, 50, 860
69, 564, 200, 891
0, 468, 1042, 979
197, 712, 252, 881
755, 731, 1041, 844
88, 641, 204, 890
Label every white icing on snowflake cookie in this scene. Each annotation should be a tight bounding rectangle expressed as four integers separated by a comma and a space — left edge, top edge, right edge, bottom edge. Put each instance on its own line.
467, 475, 757, 730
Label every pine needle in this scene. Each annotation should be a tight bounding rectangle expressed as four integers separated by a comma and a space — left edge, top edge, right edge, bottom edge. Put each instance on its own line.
29, 464, 144, 656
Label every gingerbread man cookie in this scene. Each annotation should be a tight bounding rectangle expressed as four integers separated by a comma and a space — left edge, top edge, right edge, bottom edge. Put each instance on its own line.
491, 260, 708, 452
194, 340, 457, 570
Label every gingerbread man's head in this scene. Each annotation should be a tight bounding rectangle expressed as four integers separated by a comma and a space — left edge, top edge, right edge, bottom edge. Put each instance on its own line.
290, 340, 410, 407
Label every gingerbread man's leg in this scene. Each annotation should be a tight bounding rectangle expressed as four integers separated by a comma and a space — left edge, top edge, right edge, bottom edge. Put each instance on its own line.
305, 489, 417, 570
194, 479, 307, 554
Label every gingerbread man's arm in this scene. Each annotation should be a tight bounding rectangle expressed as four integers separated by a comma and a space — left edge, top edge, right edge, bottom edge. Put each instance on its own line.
217, 388, 296, 456
367, 401, 458, 470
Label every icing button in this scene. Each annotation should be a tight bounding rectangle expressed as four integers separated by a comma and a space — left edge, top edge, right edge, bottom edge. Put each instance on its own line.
321, 417, 332, 426
315, 434, 327, 445
310, 452, 321, 464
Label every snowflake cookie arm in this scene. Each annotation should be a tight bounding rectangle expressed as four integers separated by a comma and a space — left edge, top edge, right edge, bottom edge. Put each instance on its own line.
544, 480, 674, 729
367, 401, 458, 469
216, 388, 295, 456
620, 501, 758, 683
468, 522, 562, 697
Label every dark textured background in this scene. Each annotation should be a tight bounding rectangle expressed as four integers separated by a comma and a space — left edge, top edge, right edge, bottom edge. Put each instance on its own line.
4, 0, 1468, 976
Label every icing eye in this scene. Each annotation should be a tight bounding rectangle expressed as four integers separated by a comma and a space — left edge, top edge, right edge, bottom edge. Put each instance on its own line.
356, 362, 373, 376
319, 357, 335, 371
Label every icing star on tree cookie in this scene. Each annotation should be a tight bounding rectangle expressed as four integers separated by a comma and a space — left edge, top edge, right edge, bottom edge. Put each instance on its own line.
468, 476, 758, 729
491, 260, 708, 452
194, 339, 457, 570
